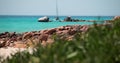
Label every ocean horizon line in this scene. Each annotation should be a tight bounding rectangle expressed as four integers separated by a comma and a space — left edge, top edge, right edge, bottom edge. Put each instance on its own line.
0, 15, 115, 17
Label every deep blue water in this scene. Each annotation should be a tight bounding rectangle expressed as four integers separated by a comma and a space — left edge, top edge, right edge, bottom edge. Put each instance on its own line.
0, 15, 114, 33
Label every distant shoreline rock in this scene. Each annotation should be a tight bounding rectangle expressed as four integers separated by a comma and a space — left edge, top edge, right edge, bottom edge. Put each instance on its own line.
64, 16, 86, 22
113, 16, 120, 20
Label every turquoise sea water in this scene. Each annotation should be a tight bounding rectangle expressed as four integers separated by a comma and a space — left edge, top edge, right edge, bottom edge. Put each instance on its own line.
0, 16, 114, 33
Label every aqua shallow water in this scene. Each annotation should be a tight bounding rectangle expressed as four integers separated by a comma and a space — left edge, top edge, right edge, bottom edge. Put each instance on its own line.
0, 16, 114, 33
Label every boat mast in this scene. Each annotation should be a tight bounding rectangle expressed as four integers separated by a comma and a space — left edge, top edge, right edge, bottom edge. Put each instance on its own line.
56, 0, 59, 20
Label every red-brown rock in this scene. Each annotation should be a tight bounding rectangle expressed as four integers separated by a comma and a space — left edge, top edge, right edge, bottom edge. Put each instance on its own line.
22, 32, 33, 39
80, 25, 89, 32
39, 34, 49, 42
45, 28, 56, 35
0, 41, 6, 48
13, 42, 27, 48
68, 29, 77, 35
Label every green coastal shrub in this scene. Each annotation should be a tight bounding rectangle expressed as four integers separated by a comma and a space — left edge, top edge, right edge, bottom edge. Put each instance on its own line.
2, 19, 120, 63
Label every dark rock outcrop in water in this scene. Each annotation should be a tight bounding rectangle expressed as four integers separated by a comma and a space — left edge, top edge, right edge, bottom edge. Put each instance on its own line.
64, 16, 86, 22
64, 16, 72, 21
0, 25, 89, 48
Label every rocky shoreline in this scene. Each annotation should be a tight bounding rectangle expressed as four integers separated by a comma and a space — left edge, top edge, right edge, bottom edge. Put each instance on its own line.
0, 25, 89, 48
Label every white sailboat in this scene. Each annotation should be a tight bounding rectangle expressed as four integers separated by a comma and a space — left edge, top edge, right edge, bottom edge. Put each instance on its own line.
38, 16, 49, 22
38, 0, 59, 22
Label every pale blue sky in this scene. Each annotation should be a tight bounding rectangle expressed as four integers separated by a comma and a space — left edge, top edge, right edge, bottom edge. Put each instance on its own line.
0, 0, 120, 16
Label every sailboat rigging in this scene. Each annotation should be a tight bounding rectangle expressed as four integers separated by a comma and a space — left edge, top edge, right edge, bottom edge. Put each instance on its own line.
55, 0, 59, 20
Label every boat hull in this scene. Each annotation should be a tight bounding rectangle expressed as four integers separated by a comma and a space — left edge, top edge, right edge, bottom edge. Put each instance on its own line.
38, 16, 49, 22
38, 20, 49, 22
